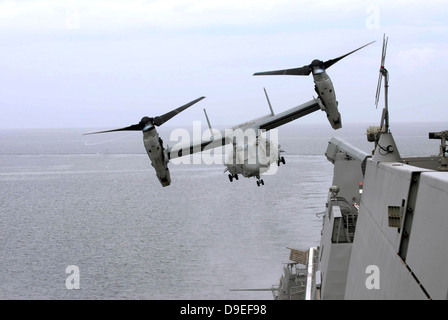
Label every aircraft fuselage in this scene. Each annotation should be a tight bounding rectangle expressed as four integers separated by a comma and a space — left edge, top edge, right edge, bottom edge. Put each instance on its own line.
226, 136, 279, 179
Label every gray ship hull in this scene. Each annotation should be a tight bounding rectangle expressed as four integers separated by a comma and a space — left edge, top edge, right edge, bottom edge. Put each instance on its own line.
277, 134, 448, 300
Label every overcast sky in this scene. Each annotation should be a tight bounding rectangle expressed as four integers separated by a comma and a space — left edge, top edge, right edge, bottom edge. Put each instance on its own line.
1, 0, 447, 129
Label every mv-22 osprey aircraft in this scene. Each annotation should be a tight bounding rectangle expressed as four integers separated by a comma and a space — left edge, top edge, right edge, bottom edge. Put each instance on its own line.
168, 41, 375, 186
169, 88, 334, 187
85, 42, 373, 187
85, 93, 329, 187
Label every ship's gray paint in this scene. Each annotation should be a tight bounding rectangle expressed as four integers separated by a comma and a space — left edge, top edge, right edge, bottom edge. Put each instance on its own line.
305, 134, 448, 300
318, 209, 352, 300
344, 188, 429, 300
371, 132, 401, 162
403, 172, 448, 299
325, 137, 369, 204
344, 160, 433, 299
321, 143, 448, 299
315, 138, 367, 299
273, 39, 448, 300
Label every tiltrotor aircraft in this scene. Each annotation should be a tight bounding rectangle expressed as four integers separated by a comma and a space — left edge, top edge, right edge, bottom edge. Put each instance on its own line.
84, 96, 205, 187
85, 42, 372, 187
167, 88, 339, 186
253, 41, 375, 130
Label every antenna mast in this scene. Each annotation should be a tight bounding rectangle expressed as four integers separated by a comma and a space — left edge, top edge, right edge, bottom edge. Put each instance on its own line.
375, 34, 389, 133
369, 34, 401, 162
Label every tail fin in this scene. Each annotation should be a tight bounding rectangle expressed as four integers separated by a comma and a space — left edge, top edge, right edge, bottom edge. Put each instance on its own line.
203, 108, 215, 137
263, 87, 275, 116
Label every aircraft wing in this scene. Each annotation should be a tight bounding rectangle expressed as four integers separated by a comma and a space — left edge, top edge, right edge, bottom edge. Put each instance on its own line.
255, 98, 321, 131
167, 133, 231, 160
167, 98, 327, 160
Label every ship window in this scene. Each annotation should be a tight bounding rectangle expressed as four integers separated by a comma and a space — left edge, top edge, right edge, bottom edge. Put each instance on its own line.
331, 217, 346, 243
388, 199, 405, 229
388, 206, 402, 228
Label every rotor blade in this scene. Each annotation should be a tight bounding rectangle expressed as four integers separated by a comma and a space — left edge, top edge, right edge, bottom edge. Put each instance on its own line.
83, 123, 143, 135
153, 96, 205, 126
253, 65, 311, 76
323, 41, 376, 69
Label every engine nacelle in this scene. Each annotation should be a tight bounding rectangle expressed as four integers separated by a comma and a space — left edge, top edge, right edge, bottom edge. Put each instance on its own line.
314, 95, 342, 130
143, 126, 171, 187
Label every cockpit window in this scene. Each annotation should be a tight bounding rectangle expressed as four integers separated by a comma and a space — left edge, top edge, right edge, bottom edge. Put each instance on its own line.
142, 124, 155, 132
312, 67, 325, 74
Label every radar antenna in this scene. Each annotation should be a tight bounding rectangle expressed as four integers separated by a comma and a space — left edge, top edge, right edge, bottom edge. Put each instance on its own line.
375, 34, 389, 133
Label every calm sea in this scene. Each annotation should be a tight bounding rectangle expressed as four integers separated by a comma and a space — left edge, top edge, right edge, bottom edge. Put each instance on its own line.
0, 122, 445, 299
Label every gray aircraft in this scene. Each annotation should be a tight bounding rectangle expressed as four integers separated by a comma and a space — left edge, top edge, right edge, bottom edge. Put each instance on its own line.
85, 40, 363, 187
84, 92, 335, 187
253, 41, 375, 130
167, 88, 339, 186
84, 96, 205, 187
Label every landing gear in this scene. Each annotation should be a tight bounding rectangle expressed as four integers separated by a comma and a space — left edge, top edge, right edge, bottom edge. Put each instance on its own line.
228, 174, 239, 182
256, 176, 264, 187
277, 156, 285, 166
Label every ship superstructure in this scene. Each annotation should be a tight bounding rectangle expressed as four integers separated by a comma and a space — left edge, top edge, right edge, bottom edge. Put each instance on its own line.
275, 36, 448, 300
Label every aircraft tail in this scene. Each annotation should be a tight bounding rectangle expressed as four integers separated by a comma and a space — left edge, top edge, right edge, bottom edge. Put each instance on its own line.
263, 87, 275, 116
203, 108, 215, 137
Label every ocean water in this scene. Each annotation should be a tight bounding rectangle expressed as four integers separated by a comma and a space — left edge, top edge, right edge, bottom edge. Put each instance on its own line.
0, 122, 445, 299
